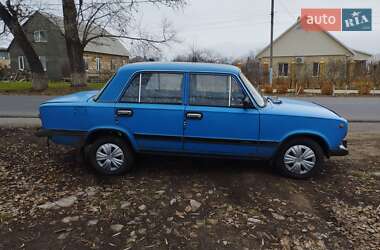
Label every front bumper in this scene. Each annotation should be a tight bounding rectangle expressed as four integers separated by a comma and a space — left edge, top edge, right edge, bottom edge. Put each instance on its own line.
329, 140, 348, 156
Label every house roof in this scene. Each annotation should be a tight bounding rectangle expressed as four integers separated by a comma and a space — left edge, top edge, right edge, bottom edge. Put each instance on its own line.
256, 18, 356, 59
352, 49, 373, 61
41, 12, 129, 57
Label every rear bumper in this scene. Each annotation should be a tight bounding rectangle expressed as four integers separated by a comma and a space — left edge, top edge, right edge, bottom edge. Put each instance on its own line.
35, 128, 87, 147
329, 140, 348, 156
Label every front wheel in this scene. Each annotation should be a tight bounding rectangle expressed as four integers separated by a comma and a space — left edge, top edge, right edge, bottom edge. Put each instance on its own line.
88, 136, 134, 175
274, 138, 325, 179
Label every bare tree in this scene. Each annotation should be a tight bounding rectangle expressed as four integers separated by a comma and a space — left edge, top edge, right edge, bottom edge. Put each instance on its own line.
173, 45, 231, 64
0, 0, 47, 90
325, 59, 347, 88
61, 0, 184, 87
236, 52, 262, 85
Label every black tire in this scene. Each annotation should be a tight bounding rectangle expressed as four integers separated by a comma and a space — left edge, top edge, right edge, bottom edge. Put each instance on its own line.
274, 137, 325, 179
87, 136, 135, 175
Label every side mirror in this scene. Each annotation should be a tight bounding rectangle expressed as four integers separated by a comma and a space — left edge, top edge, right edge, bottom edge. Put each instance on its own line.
242, 96, 253, 109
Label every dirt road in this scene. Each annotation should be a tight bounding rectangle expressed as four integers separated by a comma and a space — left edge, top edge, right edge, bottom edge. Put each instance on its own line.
0, 128, 379, 249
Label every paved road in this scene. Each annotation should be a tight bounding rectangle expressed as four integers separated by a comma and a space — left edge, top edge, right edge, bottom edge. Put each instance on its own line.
0, 95, 379, 122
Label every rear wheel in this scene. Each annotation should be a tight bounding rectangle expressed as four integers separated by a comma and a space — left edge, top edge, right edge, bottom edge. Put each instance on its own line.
275, 138, 324, 179
88, 136, 134, 175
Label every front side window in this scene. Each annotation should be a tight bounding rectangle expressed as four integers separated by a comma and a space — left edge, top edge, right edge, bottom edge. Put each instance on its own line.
189, 74, 245, 108
240, 73, 266, 107
34, 30, 48, 42
121, 72, 183, 104
278, 63, 289, 77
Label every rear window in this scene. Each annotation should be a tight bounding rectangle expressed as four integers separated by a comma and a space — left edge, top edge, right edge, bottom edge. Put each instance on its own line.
121, 72, 183, 104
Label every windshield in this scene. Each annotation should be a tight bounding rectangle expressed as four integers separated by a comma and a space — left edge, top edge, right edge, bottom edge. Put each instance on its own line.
239, 73, 266, 107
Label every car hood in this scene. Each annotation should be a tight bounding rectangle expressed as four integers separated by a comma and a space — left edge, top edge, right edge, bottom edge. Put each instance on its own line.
43, 90, 99, 104
266, 97, 344, 120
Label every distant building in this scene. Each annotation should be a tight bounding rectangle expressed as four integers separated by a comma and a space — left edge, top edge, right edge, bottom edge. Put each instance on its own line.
8, 12, 129, 81
256, 18, 372, 86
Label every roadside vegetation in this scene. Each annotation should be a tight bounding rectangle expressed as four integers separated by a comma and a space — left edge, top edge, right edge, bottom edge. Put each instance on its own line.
0, 81, 104, 95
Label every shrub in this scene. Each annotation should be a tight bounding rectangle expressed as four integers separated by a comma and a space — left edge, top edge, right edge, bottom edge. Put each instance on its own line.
356, 81, 373, 95
321, 81, 334, 95
262, 84, 273, 94
275, 79, 289, 94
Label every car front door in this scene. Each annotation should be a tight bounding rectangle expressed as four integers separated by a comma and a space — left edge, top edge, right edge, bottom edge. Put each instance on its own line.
183, 73, 260, 156
115, 72, 185, 152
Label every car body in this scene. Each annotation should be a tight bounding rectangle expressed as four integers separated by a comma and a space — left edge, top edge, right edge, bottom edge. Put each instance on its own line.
37, 62, 348, 178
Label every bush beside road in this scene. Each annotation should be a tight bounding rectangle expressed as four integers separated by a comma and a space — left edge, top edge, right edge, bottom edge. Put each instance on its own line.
0, 128, 379, 249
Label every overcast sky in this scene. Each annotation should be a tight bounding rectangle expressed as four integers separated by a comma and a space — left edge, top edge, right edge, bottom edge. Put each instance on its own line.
136, 0, 380, 59
1, 0, 379, 59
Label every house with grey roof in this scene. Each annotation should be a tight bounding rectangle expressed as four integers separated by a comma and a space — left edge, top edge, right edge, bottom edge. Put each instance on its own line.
256, 18, 373, 87
8, 11, 129, 81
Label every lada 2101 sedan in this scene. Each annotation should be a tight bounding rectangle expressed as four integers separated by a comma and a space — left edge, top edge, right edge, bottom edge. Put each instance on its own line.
37, 62, 348, 179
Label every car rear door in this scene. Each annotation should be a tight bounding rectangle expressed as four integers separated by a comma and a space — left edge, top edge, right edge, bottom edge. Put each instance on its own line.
115, 72, 185, 152
183, 73, 260, 156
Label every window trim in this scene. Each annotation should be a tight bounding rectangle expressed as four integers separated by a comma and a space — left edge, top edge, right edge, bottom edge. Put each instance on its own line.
119, 71, 185, 105
34, 30, 48, 43
188, 72, 249, 109
18, 56, 25, 71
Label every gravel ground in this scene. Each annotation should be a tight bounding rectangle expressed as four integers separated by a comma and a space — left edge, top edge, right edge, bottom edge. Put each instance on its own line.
0, 128, 379, 250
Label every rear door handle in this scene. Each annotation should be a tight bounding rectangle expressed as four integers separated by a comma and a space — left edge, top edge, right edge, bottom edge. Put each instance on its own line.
116, 109, 133, 117
186, 112, 203, 120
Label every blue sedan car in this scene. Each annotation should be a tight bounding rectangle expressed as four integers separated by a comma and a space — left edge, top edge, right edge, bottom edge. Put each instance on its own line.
37, 62, 348, 179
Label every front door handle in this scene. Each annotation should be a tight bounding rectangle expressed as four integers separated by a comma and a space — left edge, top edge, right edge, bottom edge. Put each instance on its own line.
186, 112, 203, 120
116, 109, 133, 117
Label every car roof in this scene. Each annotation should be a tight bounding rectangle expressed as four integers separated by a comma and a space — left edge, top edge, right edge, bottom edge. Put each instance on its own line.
118, 62, 241, 75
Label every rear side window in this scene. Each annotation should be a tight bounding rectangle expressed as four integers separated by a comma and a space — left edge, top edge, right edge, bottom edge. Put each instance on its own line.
121, 73, 183, 104
189, 74, 245, 107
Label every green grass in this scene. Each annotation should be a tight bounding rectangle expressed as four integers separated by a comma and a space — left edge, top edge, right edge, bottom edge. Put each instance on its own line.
0, 81, 105, 95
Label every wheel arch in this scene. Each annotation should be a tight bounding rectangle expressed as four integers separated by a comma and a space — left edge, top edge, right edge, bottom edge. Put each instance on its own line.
84, 127, 137, 152
277, 132, 330, 157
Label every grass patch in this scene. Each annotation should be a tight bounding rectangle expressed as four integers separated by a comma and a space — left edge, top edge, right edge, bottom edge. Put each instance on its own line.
0, 81, 104, 95
0, 212, 12, 222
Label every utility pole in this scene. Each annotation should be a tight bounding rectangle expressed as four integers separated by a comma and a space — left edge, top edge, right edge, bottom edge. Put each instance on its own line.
269, 0, 274, 85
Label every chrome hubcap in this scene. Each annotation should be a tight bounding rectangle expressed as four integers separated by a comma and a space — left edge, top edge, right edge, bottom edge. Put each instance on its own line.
284, 145, 316, 175
96, 143, 125, 171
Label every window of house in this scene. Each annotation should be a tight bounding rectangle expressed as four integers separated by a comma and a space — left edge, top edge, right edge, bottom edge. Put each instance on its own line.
18, 56, 25, 71
39, 56, 47, 71
313, 63, 320, 77
111, 59, 116, 71
34, 30, 48, 42
189, 74, 245, 108
121, 72, 183, 104
96, 57, 101, 72
0, 51, 9, 59
84, 58, 89, 71
278, 63, 289, 77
